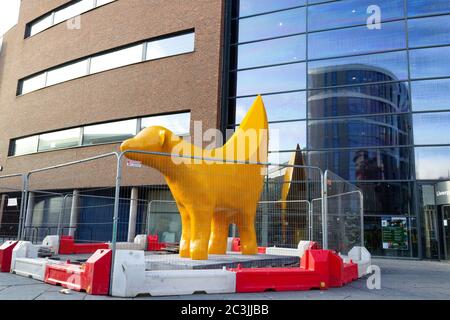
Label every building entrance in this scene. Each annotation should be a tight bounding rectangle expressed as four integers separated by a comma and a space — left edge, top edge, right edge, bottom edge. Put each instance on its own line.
442, 206, 450, 260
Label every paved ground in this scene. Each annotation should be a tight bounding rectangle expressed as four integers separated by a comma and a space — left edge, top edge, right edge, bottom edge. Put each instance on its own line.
0, 258, 449, 300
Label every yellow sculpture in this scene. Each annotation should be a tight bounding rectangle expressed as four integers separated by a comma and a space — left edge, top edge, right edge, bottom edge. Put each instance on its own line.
120, 96, 268, 260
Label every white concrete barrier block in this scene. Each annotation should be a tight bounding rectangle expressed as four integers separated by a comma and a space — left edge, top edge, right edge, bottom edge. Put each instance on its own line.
265, 247, 301, 257
12, 241, 39, 261
144, 269, 236, 296
348, 246, 371, 278
111, 235, 148, 250
111, 250, 146, 298
11, 258, 48, 281
42, 235, 59, 254
297, 241, 314, 258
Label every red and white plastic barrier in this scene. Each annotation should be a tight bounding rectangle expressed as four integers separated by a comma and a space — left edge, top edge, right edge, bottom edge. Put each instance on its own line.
343, 246, 371, 278
0, 241, 18, 272
58, 236, 109, 255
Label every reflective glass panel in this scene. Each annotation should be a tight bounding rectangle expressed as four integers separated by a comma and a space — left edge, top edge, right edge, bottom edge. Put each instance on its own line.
235, 91, 306, 124
238, 7, 306, 42
308, 51, 409, 88
38, 128, 81, 151
413, 112, 450, 145
21, 73, 47, 95
237, 62, 306, 96
308, 0, 404, 31
308, 147, 412, 181
13, 136, 39, 156
309, 21, 406, 60
410, 46, 450, 79
83, 119, 137, 145
408, 0, 450, 17
29, 14, 53, 37
146, 33, 195, 61
308, 114, 412, 149
54, 0, 95, 25
269, 121, 306, 151
411, 79, 450, 112
141, 113, 191, 136
268, 151, 302, 165
408, 15, 450, 48
309, 82, 410, 118
90, 44, 143, 74
415, 147, 450, 180
46, 59, 89, 86
239, 0, 305, 16
237, 34, 305, 69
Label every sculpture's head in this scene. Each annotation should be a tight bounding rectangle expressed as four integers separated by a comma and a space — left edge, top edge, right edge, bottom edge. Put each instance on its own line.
120, 126, 176, 156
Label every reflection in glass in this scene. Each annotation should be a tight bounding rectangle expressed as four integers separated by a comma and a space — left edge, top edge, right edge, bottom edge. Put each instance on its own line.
54, 0, 95, 25
308, 114, 412, 149
410, 46, 450, 79
308, 147, 412, 181
237, 34, 306, 69
38, 128, 81, 151
309, 21, 405, 60
415, 147, 450, 180
90, 44, 143, 74
408, 0, 450, 17
46, 59, 89, 86
411, 79, 450, 111
238, 7, 306, 42
83, 119, 137, 145
413, 112, 450, 145
309, 82, 410, 118
235, 91, 306, 124
239, 0, 305, 17
29, 14, 53, 37
13, 136, 39, 156
21, 73, 46, 95
408, 15, 450, 48
268, 151, 300, 165
237, 62, 306, 96
141, 112, 191, 136
146, 33, 195, 61
308, 51, 408, 88
269, 121, 306, 151
308, 0, 404, 31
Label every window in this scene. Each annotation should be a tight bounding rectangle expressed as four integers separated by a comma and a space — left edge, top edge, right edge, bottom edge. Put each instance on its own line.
408, 0, 450, 17
46, 59, 89, 86
308, 21, 406, 60
26, 0, 117, 38
413, 112, 450, 145
238, 7, 306, 43
12, 136, 39, 156
239, 0, 306, 17
237, 34, 306, 69
141, 113, 191, 136
21, 73, 47, 95
408, 15, 450, 48
146, 33, 195, 61
415, 147, 450, 180
83, 119, 137, 145
308, 0, 404, 32
236, 62, 306, 96
411, 79, 450, 112
38, 128, 81, 151
90, 44, 143, 74
410, 46, 450, 79
269, 121, 306, 151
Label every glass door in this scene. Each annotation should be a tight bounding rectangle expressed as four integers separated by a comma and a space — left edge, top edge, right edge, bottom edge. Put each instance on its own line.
443, 206, 450, 260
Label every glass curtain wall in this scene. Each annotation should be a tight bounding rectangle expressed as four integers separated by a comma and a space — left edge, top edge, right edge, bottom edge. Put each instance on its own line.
226, 0, 450, 258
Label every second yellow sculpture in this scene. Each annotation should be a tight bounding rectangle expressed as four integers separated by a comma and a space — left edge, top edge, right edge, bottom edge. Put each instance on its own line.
120, 96, 268, 260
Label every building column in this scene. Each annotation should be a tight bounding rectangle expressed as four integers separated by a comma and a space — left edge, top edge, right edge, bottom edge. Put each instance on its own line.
0, 195, 6, 227
127, 187, 139, 242
24, 192, 35, 239
69, 190, 80, 237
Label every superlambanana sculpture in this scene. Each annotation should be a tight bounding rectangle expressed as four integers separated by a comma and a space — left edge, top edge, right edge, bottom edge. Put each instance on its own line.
120, 96, 268, 260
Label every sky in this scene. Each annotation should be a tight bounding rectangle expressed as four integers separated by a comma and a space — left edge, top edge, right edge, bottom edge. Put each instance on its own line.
0, 0, 20, 36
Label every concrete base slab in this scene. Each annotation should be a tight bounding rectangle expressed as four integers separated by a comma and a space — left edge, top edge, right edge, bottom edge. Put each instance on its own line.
144, 252, 299, 270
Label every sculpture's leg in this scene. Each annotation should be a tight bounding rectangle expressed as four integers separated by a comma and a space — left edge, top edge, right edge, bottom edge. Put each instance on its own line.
189, 209, 213, 260
208, 213, 229, 255
236, 212, 258, 255
179, 205, 191, 258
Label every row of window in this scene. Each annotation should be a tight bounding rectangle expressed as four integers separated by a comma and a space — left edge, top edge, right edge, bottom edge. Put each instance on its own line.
233, 78, 450, 123
10, 112, 191, 156
238, 0, 450, 23
27, 0, 116, 38
18, 31, 195, 95
234, 46, 450, 96
269, 146, 450, 181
